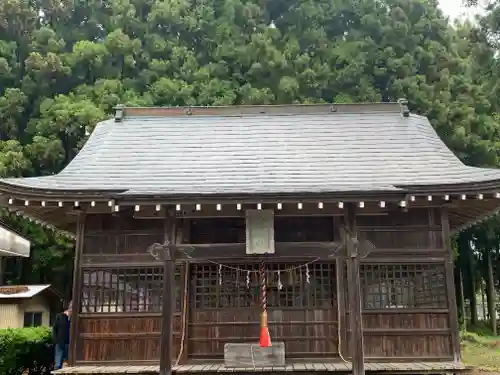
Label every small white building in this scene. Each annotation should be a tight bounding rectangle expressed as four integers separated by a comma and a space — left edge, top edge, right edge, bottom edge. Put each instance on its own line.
0, 284, 63, 329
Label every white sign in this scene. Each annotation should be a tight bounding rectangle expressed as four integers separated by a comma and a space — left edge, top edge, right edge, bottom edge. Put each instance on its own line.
245, 209, 275, 255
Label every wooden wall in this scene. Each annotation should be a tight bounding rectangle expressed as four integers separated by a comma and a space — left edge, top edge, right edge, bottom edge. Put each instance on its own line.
343, 207, 453, 361
75, 207, 454, 363
187, 262, 338, 359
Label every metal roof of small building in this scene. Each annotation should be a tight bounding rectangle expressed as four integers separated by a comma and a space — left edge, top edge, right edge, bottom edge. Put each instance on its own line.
2, 102, 500, 196
0, 284, 51, 299
0, 223, 30, 257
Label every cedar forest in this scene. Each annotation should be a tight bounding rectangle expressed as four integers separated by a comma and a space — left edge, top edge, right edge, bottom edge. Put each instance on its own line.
0, 0, 499, 322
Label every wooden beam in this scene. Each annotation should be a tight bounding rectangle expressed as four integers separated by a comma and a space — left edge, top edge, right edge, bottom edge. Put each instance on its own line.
69, 213, 85, 365
441, 207, 461, 362
160, 213, 177, 375
345, 203, 365, 375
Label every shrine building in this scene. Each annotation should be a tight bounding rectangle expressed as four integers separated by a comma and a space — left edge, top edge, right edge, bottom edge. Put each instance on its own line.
0, 101, 497, 375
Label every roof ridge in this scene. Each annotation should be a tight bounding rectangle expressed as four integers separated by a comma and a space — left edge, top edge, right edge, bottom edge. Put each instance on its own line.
116, 102, 404, 119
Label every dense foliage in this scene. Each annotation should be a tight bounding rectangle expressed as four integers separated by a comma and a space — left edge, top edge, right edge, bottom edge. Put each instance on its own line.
0, 0, 498, 311
0, 327, 53, 375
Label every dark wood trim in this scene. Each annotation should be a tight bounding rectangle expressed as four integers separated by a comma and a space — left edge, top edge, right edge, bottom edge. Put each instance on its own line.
361, 309, 449, 314
441, 207, 461, 362
72, 357, 460, 366
358, 329, 450, 336
75, 360, 160, 366
188, 320, 339, 326
80, 332, 165, 339
336, 257, 347, 360
345, 203, 365, 375
79, 312, 164, 318
160, 213, 177, 375
366, 248, 445, 254
80, 241, 447, 266
360, 257, 446, 264
178, 261, 190, 364
69, 213, 85, 366
359, 225, 442, 232
364, 356, 455, 362
188, 336, 339, 342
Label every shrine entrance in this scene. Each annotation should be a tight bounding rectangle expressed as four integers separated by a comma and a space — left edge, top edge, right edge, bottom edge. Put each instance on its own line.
187, 261, 339, 360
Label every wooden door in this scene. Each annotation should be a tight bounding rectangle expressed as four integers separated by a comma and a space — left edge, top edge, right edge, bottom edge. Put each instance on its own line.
187, 261, 339, 359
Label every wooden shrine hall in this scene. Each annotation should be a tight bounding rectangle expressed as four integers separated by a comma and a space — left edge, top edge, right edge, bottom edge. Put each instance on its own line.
1, 101, 498, 375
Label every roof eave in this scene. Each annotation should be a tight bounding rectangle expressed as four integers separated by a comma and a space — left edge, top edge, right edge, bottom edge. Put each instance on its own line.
0, 181, 125, 198
451, 203, 500, 235
397, 179, 500, 193
2, 178, 500, 201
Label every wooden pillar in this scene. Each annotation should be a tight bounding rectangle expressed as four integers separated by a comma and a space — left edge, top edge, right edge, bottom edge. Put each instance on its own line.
459, 269, 467, 331
69, 213, 85, 366
486, 250, 497, 336
177, 261, 190, 364
336, 256, 347, 359
345, 203, 364, 375
160, 213, 177, 375
441, 207, 461, 362
178, 218, 191, 364
0, 256, 4, 285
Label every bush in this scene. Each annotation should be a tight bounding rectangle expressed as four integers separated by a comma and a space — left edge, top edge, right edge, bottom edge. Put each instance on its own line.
0, 327, 54, 375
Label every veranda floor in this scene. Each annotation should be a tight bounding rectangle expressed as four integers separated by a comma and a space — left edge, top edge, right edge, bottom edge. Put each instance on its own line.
52, 361, 470, 374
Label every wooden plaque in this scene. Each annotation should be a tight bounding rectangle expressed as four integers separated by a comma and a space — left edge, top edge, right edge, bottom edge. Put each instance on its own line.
245, 209, 275, 254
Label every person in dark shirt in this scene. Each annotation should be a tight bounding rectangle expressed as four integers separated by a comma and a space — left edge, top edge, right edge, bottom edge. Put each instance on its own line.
53, 301, 72, 370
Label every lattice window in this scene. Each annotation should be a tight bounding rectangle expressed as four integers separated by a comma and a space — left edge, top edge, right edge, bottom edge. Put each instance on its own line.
81, 266, 181, 313
189, 218, 246, 244
190, 262, 336, 309
361, 264, 446, 309
83, 232, 165, 254
274, 217, 335, 242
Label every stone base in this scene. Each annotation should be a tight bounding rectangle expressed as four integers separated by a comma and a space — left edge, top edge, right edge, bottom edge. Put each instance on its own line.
224, 342, 286, 368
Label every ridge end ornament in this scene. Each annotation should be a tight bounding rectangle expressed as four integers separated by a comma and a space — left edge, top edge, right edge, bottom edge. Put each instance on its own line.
146, 240, 195, 261
330, 226, 376, 259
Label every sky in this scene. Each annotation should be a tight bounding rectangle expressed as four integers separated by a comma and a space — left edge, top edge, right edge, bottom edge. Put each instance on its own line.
438, 0, 486, 21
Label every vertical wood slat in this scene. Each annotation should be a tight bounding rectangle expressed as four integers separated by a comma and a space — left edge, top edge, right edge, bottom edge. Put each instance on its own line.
178, 261, 190, 364
187, 261, 337, 359
336, 259, 347, 359
336, 209, 347, 360
160, 213, 177, 375
440, 207, 460, 362
345, 204, 365, 375
69, 213, 85, 366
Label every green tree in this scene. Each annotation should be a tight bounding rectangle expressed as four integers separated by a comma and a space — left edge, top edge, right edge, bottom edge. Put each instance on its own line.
0, 0, 499, 304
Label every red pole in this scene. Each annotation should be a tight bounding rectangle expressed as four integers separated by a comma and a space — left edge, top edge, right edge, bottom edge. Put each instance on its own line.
259, 261, 271, 347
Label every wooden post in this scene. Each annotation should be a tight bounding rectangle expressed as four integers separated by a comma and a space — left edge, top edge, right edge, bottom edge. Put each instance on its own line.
0, 256, 4, 285
459, 269, 467, 331
69, 213, 85, 366
336, 256, 347, 359
468, 245, 479, 325
160, 214, 177, 375
178, 261, 190, 364
441, 207, 461, 362
486, 250, 497, 336
481, 281, 487, 320
345, 203, 364, 375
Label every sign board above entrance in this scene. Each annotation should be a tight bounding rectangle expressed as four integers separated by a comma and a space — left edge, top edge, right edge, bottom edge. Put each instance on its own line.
245, 209, 275, 255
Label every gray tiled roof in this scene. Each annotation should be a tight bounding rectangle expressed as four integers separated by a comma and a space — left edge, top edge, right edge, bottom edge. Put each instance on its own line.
3, 104, 500, 196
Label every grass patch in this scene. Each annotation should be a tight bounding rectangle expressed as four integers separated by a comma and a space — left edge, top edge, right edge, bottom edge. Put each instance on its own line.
461, 325, 500, 372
